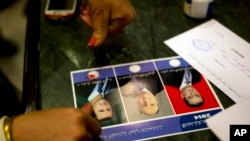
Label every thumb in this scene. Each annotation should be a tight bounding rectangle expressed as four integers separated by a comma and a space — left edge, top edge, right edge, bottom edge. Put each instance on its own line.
81, 103, 93, 115
87, 9, 109, 48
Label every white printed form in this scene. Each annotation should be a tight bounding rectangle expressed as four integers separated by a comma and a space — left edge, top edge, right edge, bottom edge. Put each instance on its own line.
164, 19, 250, 102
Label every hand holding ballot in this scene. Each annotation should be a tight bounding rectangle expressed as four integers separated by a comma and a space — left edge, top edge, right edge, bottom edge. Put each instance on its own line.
10, 106, 101, 141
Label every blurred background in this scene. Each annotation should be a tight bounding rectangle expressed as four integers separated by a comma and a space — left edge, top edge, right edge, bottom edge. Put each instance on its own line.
0, 0, 27, 116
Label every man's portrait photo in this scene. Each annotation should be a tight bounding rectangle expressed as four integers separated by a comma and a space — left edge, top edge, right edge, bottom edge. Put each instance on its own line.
160, 66, 221, 114
73, 69, 127, 127
118, 72, 174, 122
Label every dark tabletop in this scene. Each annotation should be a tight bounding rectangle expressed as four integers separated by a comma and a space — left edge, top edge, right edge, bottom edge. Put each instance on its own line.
23, 0, 250, 140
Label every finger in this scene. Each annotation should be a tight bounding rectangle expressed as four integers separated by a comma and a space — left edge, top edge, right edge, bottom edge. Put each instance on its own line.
80, 6, 91, 16
80, 4, 92, 17
85, 114, 102, 137
108, 19, 128, 36
81, 103, 93, 115
108, 10, 136, 36
80, 0, 87, 11
87, 8, 110, 48
80, 131, 94, 141
81, 104, 102, 136
80, 14, 93, 29
80, 5, 93, 29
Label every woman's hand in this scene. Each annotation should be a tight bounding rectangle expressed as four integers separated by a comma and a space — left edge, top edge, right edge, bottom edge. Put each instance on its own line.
11, 104, 101, 141
80, 0, 136, 48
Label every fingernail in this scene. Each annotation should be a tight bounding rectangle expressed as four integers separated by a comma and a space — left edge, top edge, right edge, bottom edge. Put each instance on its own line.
88, 37, 97, 48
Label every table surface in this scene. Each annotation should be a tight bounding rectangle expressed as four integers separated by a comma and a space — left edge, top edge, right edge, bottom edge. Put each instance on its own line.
24, 0, 250, 140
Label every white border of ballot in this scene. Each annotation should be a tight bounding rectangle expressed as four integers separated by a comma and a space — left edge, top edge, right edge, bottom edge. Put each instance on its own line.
164, 19, 250, 103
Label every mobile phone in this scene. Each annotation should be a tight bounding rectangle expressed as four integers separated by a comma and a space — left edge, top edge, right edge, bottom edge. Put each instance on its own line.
44, 0, 78, 20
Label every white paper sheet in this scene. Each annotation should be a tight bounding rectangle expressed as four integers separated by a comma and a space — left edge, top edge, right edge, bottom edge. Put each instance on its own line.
164, 19, 250, 102
206, 98, 250, 141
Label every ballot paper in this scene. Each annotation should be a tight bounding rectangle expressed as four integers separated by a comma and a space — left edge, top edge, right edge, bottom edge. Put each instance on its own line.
164, 19, 250, 103
206, 98, 250, 141
71, 56, 223, 141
